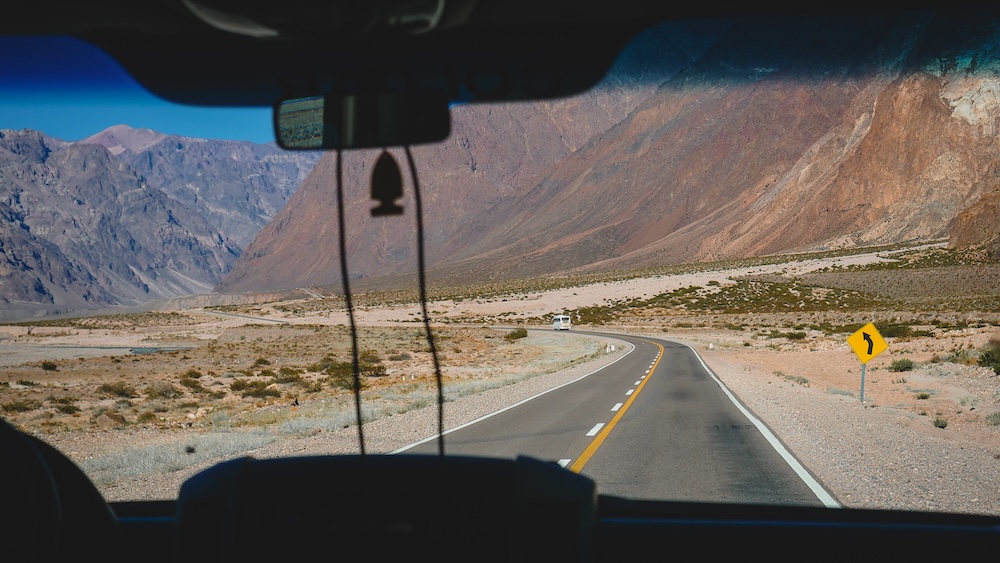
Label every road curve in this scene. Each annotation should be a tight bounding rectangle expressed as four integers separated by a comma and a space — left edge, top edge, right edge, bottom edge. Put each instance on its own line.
398, 329, 837, 507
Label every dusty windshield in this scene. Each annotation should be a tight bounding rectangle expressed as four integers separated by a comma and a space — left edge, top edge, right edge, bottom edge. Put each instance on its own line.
0, 13, 998, 514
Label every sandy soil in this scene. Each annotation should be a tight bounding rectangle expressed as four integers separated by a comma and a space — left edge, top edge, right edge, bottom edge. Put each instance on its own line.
1, 244, 998, 513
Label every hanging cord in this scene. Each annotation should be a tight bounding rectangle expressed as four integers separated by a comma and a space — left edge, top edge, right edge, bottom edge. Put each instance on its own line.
335, 149, 366, 455
404, 146, 445, 458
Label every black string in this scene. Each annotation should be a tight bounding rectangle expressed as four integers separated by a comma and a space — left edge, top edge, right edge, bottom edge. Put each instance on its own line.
334, 147, 439, 457
404, 146, 445, 458
335, 149, 365, 455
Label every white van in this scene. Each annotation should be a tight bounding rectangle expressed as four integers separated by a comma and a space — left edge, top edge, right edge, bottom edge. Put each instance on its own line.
552, 314, 571, 330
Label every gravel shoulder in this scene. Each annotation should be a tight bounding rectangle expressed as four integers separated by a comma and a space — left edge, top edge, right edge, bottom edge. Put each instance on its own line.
697, 338, 1000, 516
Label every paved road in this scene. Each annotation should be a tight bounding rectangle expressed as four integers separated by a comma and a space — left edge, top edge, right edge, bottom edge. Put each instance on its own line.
398, 330, 836, 507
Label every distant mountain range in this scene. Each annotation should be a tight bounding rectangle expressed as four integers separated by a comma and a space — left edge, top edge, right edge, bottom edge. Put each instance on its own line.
219, 14, 1000, 294
81, 125, 320, 249
0, 127, 319, 318
5, 15, 1000, 317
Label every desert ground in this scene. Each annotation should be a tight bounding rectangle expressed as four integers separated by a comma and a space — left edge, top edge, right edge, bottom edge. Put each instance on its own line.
1, 242, 998, 513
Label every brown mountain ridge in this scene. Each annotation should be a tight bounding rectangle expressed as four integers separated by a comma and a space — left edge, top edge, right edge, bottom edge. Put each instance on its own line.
218, 16, 1000, 293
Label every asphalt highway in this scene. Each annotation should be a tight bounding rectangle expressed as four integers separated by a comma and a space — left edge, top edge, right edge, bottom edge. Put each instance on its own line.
397, 330, 837, 507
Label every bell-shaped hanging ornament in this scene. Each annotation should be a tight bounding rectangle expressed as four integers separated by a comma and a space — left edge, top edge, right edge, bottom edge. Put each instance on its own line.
370, 151, 404, 217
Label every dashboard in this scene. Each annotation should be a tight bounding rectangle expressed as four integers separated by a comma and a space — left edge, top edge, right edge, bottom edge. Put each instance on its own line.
4, 417, 998, 562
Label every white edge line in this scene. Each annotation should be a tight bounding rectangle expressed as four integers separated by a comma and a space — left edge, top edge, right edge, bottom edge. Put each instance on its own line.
389, 342, 636, 454
680, 342, 841, 508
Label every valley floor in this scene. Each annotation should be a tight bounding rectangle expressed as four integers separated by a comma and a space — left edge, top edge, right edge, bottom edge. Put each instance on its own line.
1, 243, 998, 513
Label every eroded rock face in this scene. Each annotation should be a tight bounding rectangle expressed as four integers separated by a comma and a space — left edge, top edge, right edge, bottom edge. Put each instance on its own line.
217, 76, 673, 293
9, 18, 997, 304
221, 17, 1000, 293
0, 129, 241, 314
949, 188, 1000, 258
81, 126, 321, 249
943, 77, 1000, 134
1, 125, 322, 317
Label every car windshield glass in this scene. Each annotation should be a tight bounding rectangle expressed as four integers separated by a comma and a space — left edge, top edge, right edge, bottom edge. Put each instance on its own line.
1, 12, 999, 518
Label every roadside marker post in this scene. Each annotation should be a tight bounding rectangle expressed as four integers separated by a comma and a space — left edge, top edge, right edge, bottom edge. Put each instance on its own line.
847, 322, 888, 403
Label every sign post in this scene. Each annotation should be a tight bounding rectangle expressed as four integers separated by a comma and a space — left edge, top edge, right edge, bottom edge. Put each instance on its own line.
846, 322, 888, 403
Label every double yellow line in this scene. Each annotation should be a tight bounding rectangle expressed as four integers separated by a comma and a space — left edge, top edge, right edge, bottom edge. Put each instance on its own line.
569, 340, 663, 473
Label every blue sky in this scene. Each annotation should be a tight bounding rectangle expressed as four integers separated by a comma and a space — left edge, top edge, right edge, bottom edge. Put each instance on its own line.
0, 37, 274, 144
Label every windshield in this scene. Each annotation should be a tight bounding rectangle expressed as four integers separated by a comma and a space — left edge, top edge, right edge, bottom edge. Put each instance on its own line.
1, 12, 998, 517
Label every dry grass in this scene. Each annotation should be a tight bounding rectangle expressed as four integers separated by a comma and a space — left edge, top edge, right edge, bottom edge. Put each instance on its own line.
1, 242, 998, 498
0, 323, 600, 436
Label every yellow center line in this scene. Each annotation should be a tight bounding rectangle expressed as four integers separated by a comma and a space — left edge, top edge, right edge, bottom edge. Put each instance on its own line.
569, 340, 664, 473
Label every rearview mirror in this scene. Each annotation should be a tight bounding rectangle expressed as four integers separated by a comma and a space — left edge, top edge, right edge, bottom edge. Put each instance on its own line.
274, 92, 450, 150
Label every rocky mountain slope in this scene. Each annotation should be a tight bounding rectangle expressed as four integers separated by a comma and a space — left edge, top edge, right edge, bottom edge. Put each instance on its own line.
217, 93, 663, 293
0, 129, 241, 316
81, 125, 320, 248
220, 14, 1000, 293
949, 187, 1000, 258
216, 22, 719, 293
0, 124, 320, 319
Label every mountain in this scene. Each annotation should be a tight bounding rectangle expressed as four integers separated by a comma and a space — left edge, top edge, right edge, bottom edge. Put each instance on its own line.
220, 15, 1000, 293
949, 188, 1000, 258
80, 126, 321, 249
0, 129, 241, 317
217, 94, 663, 293
81, 124, 167, 156
216, 21, 719, 293
0, 123, 320, 318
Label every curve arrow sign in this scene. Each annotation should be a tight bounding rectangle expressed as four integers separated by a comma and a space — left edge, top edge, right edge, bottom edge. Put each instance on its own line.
847, 323, 888, 364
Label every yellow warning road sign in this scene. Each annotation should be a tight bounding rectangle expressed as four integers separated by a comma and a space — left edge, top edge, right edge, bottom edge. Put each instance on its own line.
847, 322, 888, 364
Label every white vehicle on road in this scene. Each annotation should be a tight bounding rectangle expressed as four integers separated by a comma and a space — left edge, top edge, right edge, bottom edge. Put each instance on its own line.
552, 314, 572, 330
